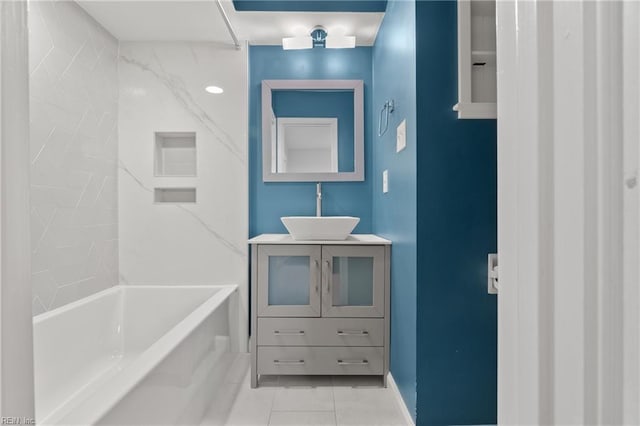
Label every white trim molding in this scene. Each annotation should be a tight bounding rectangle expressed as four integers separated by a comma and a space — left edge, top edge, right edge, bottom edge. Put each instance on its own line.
387, 373, 415, 426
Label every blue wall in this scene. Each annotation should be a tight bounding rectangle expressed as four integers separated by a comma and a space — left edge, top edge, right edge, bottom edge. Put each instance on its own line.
272, 90, 355, 172
415, 1, 498, 424
249, 46, 373, 236
371, 0, 417, 421
248, 8, 498, 424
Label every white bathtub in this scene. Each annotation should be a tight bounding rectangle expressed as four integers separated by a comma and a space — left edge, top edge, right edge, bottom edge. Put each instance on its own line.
33, 284, 239, 425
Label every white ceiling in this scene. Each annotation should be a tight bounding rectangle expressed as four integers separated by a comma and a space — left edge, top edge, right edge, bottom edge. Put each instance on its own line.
77, 0, 384, 46
231, 10, 384, 46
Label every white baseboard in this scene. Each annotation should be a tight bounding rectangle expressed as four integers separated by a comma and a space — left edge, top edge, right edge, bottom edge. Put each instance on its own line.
387, 373, 415, 426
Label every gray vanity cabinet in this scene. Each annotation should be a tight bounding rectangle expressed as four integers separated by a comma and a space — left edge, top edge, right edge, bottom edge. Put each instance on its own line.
249, 234, 391, 388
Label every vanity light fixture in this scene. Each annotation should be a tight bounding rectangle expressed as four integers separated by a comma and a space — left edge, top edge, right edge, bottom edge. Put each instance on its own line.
205, 85, 224, 94
326, 35, 356, 49
282, 36, 312, 50
282, 26, 356, 50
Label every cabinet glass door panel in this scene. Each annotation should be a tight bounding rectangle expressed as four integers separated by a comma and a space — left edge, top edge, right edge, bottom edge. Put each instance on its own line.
268, 256, 311, 305
332, 257, 374, 306
322, 246, 385, 317
258, 245, 321, 317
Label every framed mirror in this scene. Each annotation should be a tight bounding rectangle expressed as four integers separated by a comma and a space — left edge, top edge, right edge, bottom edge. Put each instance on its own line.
262, 80, 364, 182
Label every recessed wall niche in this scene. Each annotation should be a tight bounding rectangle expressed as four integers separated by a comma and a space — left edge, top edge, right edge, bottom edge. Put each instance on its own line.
154, 132, 197, 176
154, 188, 197, 203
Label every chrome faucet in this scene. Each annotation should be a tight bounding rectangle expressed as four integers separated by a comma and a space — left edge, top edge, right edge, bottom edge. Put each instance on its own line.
316, 182, 322, 217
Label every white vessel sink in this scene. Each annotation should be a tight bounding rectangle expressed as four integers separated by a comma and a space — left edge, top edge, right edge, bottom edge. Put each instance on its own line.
281, 216, 360, 241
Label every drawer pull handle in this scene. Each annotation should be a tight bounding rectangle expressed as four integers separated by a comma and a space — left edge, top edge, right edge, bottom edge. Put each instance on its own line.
337, 359, 369, 366
337, 330, 369, 336
274, 359, 305, 365
273, 330, 305, 335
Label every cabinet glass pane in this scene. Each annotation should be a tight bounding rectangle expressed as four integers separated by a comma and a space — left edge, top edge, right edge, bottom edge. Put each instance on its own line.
331, 257, 373, 306
268, 256, 310, 305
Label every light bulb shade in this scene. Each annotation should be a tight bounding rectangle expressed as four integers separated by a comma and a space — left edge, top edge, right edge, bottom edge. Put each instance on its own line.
282, 36, 312, 50
325, 35, 356, 49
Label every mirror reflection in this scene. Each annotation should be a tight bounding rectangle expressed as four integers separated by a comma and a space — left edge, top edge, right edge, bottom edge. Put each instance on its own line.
269, 89, 355, 174
262, 80, 364, 182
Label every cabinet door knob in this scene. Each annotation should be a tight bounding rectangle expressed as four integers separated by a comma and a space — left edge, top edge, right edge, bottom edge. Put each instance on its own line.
313, 260, 319, 293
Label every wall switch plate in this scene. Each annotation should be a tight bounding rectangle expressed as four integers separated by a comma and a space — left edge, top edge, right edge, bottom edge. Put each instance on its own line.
396, 119, 407, 152
382, 170, 389, 193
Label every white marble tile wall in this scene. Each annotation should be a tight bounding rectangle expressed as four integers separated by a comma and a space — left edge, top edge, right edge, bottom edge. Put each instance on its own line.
117, 42, 248, 346
28, 0, 119, 315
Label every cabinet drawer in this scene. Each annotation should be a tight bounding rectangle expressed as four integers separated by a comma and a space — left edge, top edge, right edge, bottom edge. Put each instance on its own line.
258, 317, 384, 347
257, 346, 384, 375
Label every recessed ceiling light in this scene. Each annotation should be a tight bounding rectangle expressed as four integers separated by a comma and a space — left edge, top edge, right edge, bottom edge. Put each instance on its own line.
205, 86, 224, 94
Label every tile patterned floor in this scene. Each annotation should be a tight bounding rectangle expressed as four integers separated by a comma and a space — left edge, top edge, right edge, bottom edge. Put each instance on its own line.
200, 354, 410, 426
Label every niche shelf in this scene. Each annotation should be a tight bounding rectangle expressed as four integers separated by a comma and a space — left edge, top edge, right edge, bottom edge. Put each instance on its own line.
453, 0, 497, 119
154, 188, 196, 204
155, 132, 197, 176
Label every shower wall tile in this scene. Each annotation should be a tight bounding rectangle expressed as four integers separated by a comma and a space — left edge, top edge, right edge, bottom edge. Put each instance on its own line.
117, 42, 248, 346
28, 0, 119, 314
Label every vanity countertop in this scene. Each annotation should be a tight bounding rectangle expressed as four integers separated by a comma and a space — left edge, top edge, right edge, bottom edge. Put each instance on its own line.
248, 234, 391, 245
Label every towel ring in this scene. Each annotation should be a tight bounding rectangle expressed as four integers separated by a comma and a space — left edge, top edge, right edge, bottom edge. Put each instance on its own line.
378, 100, 395, 137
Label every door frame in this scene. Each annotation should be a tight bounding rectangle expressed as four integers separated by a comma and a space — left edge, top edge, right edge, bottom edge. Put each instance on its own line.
0, 1, 35, 419
496, 1, 640, 423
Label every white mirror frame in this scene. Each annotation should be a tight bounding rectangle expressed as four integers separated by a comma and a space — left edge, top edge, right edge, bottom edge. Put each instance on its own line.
261, 79, 365, 182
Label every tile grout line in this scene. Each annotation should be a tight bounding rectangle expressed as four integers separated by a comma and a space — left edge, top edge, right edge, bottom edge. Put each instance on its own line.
265, 375, 278, 426
331, 376, 338, 426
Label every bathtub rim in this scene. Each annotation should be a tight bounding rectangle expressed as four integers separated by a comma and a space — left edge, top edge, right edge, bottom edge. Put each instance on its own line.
33, 284, 235, 324
36, 284, 238, 425
33, 284, 120, 325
